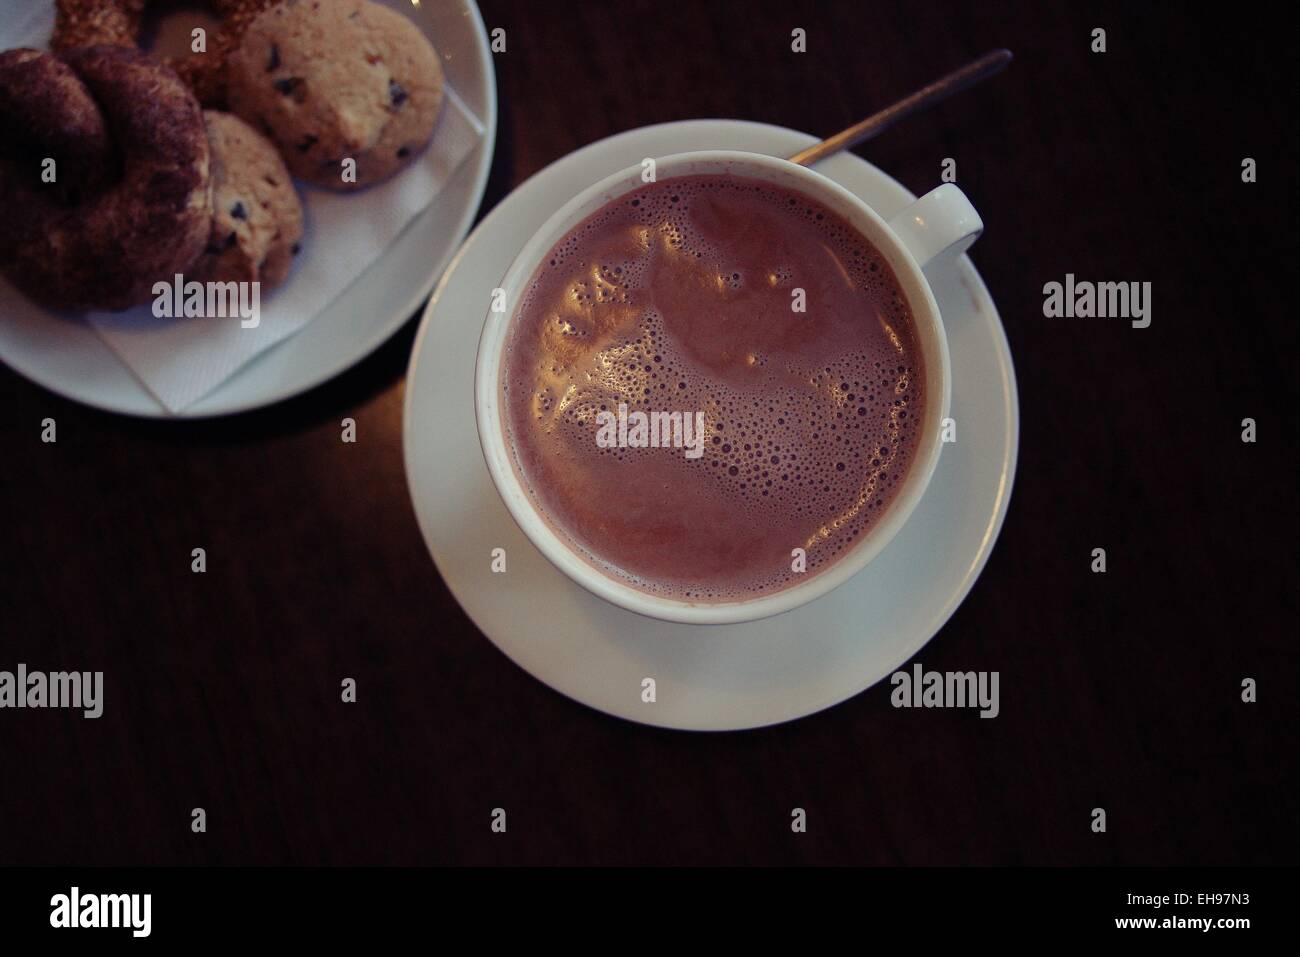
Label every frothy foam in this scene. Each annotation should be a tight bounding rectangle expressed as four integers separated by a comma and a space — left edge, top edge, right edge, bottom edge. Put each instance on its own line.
502, 173, 926, 602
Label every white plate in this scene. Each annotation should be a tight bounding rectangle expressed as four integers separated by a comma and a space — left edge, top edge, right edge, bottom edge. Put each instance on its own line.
404, 119, 1019, 731
0, 0, 497, 418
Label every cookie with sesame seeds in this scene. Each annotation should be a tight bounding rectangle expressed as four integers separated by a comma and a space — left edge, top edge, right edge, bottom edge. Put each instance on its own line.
51, 0, 278, 107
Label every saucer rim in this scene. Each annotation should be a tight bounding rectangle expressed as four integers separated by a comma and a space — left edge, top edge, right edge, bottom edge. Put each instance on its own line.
403, 117, 1020, 731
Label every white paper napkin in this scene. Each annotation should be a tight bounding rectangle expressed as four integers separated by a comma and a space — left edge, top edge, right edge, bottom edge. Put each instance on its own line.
2, 3, 484, 413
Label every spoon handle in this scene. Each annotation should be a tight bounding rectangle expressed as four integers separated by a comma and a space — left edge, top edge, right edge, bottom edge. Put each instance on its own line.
787, 49, 1013, 167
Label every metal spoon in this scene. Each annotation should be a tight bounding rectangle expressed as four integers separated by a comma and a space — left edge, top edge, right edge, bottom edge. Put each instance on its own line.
787, 49, 1013, 166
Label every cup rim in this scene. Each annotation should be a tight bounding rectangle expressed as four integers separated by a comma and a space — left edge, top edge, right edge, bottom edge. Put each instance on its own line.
474, 149, 952, 625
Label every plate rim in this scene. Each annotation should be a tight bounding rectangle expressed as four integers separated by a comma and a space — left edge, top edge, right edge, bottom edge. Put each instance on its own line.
0, 0, 499, 419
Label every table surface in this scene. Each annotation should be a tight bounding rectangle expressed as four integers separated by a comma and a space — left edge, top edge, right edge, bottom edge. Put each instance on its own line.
1, 0, 1294, 866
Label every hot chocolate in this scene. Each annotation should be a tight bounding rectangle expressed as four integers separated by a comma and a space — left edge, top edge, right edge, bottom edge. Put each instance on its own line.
501, 173, 926, 602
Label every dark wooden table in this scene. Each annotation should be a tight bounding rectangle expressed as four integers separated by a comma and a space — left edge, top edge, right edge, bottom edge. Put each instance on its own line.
1, 0, 1293, 866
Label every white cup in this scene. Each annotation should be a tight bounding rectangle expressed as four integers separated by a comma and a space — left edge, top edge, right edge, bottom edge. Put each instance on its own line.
475, 150, 982, 624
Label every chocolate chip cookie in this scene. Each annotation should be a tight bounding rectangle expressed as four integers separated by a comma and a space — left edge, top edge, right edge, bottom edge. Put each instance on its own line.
191, 110, 304, 289
226, 0, 444, 190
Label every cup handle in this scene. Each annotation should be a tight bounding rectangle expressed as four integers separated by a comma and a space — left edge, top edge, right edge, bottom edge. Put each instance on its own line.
886, 184, 983, 269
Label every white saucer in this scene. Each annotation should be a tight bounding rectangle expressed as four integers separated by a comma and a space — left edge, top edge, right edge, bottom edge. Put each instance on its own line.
0, 0, 497, 418
403, 119, 1019, 731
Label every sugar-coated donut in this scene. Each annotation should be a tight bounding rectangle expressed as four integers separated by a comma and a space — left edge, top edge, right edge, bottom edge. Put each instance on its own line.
0, 46, 212, 311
